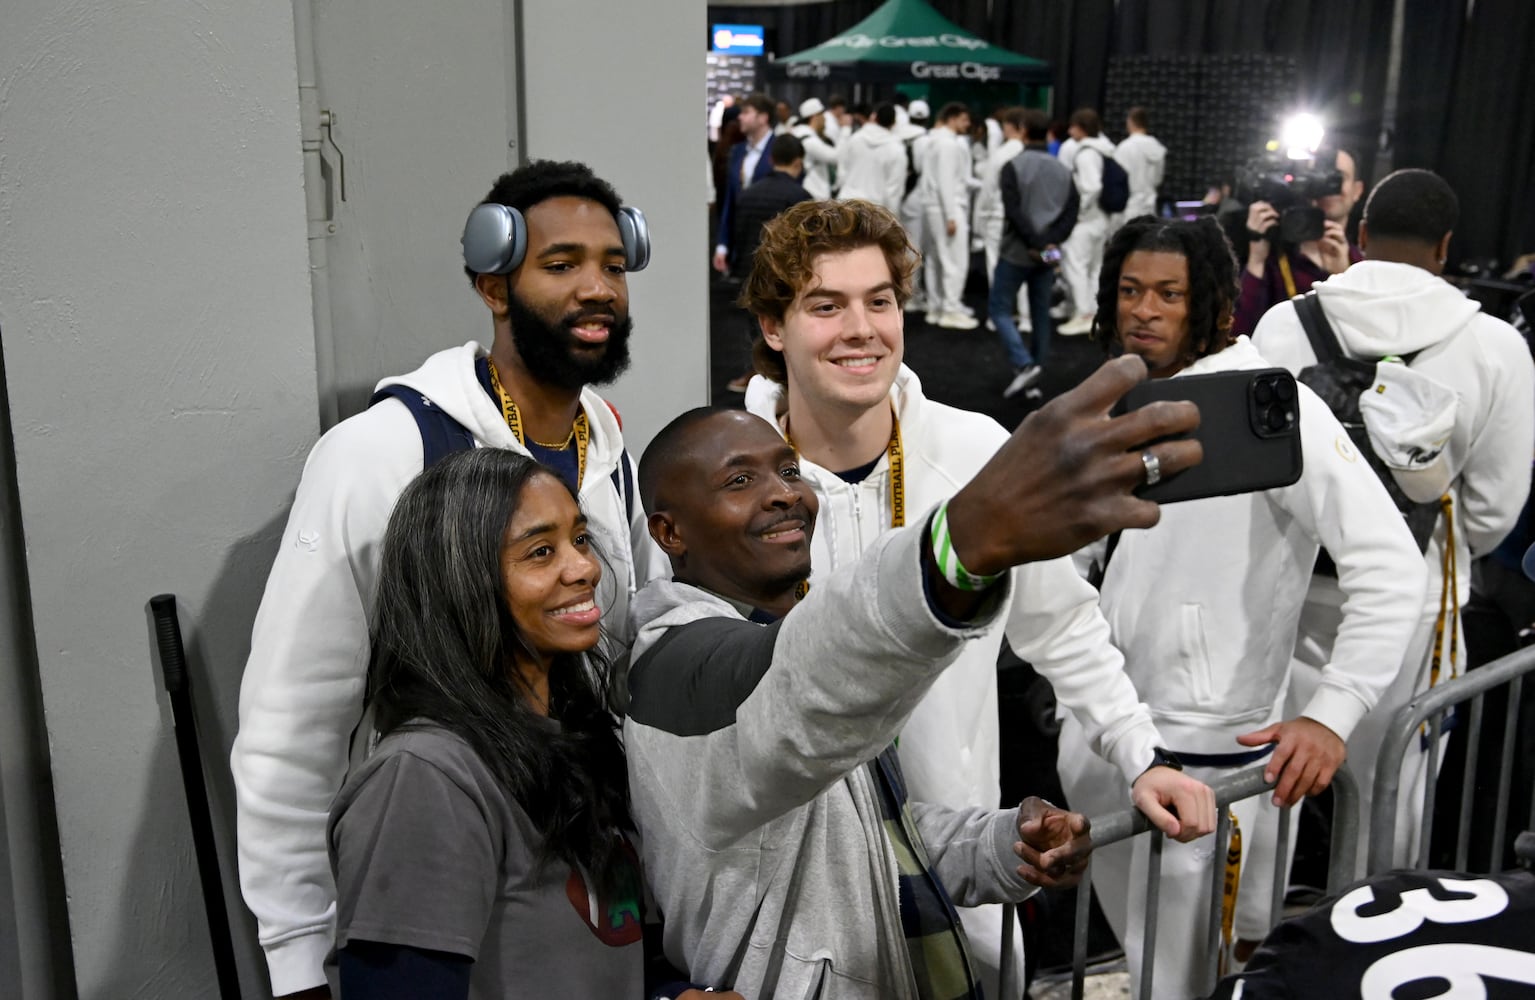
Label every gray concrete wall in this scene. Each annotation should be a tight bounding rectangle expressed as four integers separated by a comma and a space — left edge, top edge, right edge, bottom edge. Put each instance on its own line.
521, 0, 710, 450
0, 1, 318, 997
0, 0, 706, 996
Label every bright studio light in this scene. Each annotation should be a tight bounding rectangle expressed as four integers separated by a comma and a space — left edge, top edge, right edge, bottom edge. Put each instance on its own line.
1279, 113, 1326, 160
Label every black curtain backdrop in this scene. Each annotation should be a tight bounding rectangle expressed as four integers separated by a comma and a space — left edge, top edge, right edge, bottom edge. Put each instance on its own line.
1406, 0, 1535, 265
713, 0, 1535, 265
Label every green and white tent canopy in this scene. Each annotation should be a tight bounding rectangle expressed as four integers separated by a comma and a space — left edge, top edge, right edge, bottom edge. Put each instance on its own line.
766, 0, 1050, 85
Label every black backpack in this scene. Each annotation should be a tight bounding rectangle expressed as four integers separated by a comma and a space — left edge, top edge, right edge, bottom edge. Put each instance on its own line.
1292, 292, 1439, 574
369, 384, 634, 519
1078, 145, 1130, 214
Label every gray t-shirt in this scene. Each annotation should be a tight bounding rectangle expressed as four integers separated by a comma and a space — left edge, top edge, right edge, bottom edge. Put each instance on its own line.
327, 724, 644, 998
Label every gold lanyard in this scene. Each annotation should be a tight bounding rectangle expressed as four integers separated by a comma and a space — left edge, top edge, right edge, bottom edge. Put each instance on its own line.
784, 409, 905, 528
785, 409, 904, 602
487, 358, 588, 489
1278, 253, 1299, 299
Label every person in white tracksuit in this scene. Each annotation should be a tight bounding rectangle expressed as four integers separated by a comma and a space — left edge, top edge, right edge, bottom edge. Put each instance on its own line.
739, 198, 1219, 998
790, 97, 840, 201
837, 102, 908, 214
916, 103, 979, 329
1115, 106, 1166, 222
1238, 169, 1534, 954
975, 107, 1026, 290
1058, 108, 1117, 333
1067, 215, 1427, 1000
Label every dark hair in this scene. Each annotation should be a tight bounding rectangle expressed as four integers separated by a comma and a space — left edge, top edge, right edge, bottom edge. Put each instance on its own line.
938, 101, 970, 124
1091, 216, 1239, 363
827, 94, 848, 110
873, 103, 897, 129
741, 92, 775, 117
1021, 108, 1050, 141
1069, 107, 1102, 136
1127, 106, 1150, 130
770, 133, 805, 167
738, 200, 918, 383
853, 102, 874, 119
1364, 169, 1457, 245
998, 106, 1027, 133
464, 160, 624, 285
368, 449, 632, 890
639, 406, 729, 514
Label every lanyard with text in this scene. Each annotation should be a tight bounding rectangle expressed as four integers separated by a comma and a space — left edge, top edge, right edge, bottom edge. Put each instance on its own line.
785, 409, 905, 603
487, 359, 589, 489
785, 408, 905, 528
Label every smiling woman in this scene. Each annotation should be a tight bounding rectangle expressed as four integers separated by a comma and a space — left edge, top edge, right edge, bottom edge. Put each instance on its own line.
324, 448, 644, 999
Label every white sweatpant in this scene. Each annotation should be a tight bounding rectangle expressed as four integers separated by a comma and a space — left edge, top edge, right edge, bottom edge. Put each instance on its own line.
1061, 214, 1107, 318
1058, 714, 1266, 1000
1236, 599, 1447, 939
901, 192, 928, 306
922, 205, 970, 317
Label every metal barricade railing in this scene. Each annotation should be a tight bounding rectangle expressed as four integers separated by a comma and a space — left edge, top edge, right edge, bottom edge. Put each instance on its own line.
1369, 643, 1535, 875
1001, 764, 1360, 1000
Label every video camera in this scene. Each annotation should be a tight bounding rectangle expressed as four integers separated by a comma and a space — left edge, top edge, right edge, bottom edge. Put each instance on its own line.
1235, 154, 1342, 245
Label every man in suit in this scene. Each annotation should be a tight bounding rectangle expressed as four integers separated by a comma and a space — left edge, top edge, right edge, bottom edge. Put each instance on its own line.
714, 92, 777, 277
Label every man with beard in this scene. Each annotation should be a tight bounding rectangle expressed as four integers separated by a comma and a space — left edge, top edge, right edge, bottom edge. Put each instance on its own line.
231, 160, 664, 999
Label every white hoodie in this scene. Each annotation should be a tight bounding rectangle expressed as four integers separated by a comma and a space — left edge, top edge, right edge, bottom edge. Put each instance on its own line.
1098, 337, 1429, 754
1252, 260, 1534, 615
230, 342, 663, 994
1114, 132, 1166, 220
838, 122, 909, 213
744, 366, 1165, 798
1062, 134, 1117, 222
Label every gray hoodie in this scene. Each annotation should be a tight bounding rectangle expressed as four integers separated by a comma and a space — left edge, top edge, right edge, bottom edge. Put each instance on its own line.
624, 522, 1037, 999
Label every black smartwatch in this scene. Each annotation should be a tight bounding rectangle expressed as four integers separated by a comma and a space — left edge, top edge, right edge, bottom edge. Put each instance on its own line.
1145, 746, 1183, 773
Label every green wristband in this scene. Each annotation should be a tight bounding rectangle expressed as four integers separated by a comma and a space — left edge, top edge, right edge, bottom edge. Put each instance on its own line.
931, 502, 1003, 592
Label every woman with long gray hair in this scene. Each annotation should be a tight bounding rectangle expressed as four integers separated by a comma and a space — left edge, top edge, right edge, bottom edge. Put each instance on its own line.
324, 447, 643, 998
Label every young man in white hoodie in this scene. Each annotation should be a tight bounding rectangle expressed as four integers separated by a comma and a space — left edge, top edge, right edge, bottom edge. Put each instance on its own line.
740, 197, 1217, 996
1246, 169, 1533, 911
230, 160, 663, 999
915, 102, 979, 329
837, 102, 908, 214
1115, 107, 1166, 222
1057, 107, 1118, 334
1069, 216, 1428, 999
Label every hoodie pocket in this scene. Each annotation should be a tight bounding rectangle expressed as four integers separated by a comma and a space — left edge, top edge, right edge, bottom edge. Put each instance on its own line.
1176, 603, 1217, 707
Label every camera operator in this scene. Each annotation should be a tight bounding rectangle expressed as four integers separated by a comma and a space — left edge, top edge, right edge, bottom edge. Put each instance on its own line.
1232, 148, 1365, 337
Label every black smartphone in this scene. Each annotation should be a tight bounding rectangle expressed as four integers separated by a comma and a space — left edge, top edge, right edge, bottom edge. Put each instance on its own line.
1113, 367, 1304, 503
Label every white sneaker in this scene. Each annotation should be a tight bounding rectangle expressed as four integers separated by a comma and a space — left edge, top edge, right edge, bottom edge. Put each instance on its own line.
1003, 364, 1044, 398
957, 303, 976, 317
934, 312, 980, 330
1057, 313, 1096, 335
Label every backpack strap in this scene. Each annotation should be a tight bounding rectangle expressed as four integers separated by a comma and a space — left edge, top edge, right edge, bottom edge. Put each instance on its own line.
1292, 291, 1342, 364
610, 450, 635, 522
369, 385, 475, 468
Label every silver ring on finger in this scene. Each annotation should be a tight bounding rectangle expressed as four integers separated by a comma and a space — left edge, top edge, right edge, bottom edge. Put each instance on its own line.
1140, 449, 1162, 487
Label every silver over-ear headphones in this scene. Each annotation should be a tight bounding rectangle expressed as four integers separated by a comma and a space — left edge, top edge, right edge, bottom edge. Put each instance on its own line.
461, 202, 650, 275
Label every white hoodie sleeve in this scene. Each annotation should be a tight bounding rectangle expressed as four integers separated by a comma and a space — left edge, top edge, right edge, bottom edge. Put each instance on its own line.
1005, 559, 1163, 785
1275, 387, 1430, 740
230, 404, 422, 994
1456, 316, 1535, 556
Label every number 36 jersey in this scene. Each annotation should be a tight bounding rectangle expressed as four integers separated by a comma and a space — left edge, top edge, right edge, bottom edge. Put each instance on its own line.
1202, 869, 1535, 999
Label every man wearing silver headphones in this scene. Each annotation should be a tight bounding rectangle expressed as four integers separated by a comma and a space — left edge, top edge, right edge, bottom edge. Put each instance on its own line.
231, 160, 664, 999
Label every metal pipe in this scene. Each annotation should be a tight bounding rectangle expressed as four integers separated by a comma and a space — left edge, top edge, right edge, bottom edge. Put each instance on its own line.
293, 0, 340, 430
1418, 711, 1444, 869
1369, 645, 1535, 873
1327, 765, 1359, 892
1492, 674, 1521, 873
1071, 862, 1090, 1000
1271, 805, 1292, 926
1456, 694, 1484, 871
1140, 833, 1164, 1000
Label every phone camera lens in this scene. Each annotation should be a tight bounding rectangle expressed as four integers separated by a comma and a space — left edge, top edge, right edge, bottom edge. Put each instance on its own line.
1266, 407, 1292, 432
1254, 382, 1274, 405
1276, 379, 1295, 401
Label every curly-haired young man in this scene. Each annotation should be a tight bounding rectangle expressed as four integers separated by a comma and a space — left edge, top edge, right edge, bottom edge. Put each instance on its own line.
1067, 216, 1428, 999
739, 198, 1218, 994
232, 160, 664, 998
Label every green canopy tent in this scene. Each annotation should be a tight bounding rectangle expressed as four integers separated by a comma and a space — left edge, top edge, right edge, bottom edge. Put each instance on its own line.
764, 0, 1050, 85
